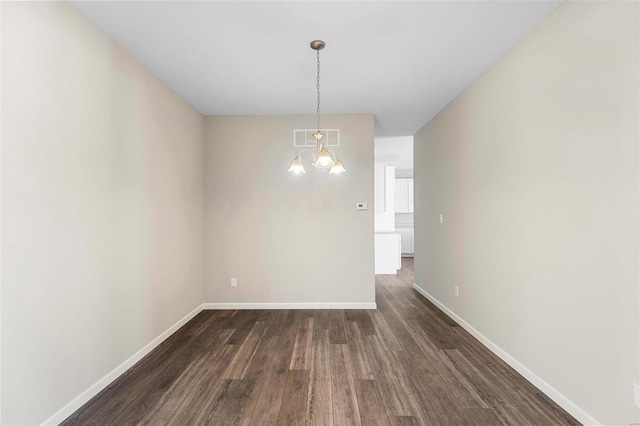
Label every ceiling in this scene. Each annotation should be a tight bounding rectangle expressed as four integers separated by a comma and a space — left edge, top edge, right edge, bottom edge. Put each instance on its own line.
70, 1, 562, 137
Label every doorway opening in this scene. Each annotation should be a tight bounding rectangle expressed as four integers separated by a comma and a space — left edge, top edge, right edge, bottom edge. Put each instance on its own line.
373, 136, 414, 277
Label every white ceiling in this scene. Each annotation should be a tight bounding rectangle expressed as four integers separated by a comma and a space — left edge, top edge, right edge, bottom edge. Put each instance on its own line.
70, 1, 562, 137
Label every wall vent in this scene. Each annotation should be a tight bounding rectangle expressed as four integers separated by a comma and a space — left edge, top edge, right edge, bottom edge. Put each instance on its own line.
293, 129, 340, 147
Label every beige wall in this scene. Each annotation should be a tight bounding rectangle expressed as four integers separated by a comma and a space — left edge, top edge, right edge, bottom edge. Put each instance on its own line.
414, 1, 639, 424
1, 2, 205, 424
204, 115, 375, 306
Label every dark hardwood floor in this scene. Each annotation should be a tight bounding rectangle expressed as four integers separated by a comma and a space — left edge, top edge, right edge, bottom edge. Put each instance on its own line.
62, 259, 579, 425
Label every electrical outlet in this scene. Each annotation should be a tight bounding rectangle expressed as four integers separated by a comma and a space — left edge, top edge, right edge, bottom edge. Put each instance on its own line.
231, 278, 237, 288
634, 383, 640, 408
454, 286, 459, 297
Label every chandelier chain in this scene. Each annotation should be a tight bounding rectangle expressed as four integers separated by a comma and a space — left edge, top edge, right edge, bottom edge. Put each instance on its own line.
316, 49, 321, 133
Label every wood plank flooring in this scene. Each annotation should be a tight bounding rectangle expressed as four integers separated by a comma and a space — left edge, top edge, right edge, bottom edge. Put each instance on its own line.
62, 259, 579, 425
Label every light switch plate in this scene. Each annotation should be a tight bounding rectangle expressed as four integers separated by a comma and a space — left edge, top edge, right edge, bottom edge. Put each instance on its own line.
634, 383, 640, 408
356, 202, 368, 210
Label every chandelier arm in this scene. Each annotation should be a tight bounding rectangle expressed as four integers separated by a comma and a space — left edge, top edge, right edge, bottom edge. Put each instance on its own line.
297, 148, 317, 164
327, 150, 338, 160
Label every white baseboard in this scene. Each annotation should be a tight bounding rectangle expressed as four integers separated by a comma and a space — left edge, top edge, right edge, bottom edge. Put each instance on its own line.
203, 302, 376, 310
40, 304, 204, 426
411, 283, 599, 426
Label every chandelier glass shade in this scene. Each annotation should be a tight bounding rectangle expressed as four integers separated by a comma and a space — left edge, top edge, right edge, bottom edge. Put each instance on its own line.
288, 40, 345, 175
288, 155, 306, 174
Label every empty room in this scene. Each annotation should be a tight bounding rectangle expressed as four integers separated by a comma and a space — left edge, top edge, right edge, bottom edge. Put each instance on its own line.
1, 1, 639, 425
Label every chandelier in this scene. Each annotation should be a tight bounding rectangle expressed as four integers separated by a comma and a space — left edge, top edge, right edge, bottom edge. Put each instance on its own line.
288, 40, 346, 175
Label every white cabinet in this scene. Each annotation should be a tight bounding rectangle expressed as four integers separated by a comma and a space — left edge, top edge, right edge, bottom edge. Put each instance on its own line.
397, 228, 414, 256
394, 179, 407, 213
394, 178, 414, 213
375, 164, 396, 232
375, 233, 401, 274
385, 166, 396, 213
408, 179, 414, 212
375, 164, 396, 214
